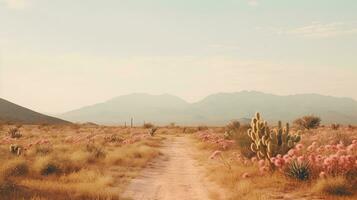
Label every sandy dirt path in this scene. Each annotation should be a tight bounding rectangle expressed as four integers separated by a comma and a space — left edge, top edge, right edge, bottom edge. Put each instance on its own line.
122, 136, 226, 200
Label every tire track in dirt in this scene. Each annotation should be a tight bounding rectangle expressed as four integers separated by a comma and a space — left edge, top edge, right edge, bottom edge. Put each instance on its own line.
122, 136, 226, 200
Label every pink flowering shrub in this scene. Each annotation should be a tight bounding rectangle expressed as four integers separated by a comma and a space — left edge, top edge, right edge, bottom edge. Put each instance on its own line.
196, 130, 235, 150
268, 140, 357, 178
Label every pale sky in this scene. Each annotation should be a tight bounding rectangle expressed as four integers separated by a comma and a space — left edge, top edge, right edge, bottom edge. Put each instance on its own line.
0, 0, 357, 114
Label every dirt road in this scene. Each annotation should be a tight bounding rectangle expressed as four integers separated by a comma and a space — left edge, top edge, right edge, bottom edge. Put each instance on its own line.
122, 136, 226, 200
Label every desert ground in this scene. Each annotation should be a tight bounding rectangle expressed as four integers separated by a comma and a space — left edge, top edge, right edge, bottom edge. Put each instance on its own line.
0, 115, 356, 200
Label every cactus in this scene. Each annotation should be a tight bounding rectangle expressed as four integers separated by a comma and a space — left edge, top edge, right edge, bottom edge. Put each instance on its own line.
9, 144, 22, 156
248, 112, 301, 160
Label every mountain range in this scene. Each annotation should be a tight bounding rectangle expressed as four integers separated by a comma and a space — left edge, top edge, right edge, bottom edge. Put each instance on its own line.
59, 91, 357, 125
0, 98, 70, 125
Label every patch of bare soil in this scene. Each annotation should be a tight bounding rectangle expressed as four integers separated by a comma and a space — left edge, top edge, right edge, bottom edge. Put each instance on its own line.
122, 136, 227, 200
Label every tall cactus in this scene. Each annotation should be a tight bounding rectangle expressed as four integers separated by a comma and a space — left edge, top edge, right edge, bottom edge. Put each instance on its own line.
248, 113, 301, 160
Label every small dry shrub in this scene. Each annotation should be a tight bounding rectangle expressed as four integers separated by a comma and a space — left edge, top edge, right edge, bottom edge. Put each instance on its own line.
313, 177, 353, 196
0, 177, 17, 196
294, 115, 321, 130
197, 125, 208, 131
34, 145, 53, 156
143, 123, 154, 129
183, 127, 196, 134
34, 156, 81, 176
233, 125, 254, 158
1, 159, 29, 177
226, 120, 241, 133
104, 134, 123, 143
85, 144, 106, 162
8, 128, 22, 138
331, 123, 341, 130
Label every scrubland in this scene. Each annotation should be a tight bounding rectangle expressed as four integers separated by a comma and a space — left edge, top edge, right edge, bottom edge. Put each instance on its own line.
192, 114, 357, 200
1, 114, 356, 200
0, 124, 167, 200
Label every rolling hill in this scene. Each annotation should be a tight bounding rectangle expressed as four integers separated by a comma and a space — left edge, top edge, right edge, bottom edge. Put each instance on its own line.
0, 98, 70, 124
60, 91, 357, 125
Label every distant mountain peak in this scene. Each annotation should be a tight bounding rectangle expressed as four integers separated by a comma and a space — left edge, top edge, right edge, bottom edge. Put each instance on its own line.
60, 91, 357, 125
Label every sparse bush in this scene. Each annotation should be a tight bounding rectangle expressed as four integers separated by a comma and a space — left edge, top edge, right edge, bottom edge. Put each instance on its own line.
293, 115, 321, 130
148, 127, 158, 136
168, 122, 176, 128
34, 156, 61, 176
35, 156, 81, 176
197, 125, 208, 131
143, 123, 154, 129
284, 160, 311, 181
1, 159, 29, 177
348, 124, 356, 130
226, 120, 241, 133
183, 127, 196, 134
0, 178, 16, 196
331, 123, 340, 130
224, 120, 241, 139
104, 134, 123, 143
34, 145, 53, 156
313, 177, 353, 196
85, 144, 106, 162
7, 128, 22, 139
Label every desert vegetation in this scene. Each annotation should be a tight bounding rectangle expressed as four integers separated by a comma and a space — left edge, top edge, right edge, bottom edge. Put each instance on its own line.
0, 114, 356, 200
193, 113, 357, 199
0, 124, 165, 199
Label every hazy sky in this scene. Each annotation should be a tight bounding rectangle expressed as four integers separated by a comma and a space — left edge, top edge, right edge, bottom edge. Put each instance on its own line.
1, 0, 357, 114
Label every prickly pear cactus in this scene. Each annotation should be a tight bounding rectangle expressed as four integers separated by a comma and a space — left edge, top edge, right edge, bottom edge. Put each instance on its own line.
248, 112, 301, 160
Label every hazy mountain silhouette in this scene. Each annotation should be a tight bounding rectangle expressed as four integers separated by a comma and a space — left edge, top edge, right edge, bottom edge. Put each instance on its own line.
0, 98, 70, 124
60, 91, 357, 125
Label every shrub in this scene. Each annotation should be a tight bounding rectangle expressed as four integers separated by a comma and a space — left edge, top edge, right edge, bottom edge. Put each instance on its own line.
104, 134, 123, 143
231, 125, 254, 158
85, 144, 106, 162
331, 123, 340, 130
284, 160, 311, 181
197, 125, 208, 131
1, 159, 29, 177
313, 177, 353, 196
143, 123, 154, 129
148, 127, 158, 136
347, 124, 356, 130
35, 157, 61, 176
7, 128, 22, 139
35, 156, 81, 176
34, 145, 53, 155
0, 178, 16, 196
226, 120, 241, 133
293, 115, 321, 130
168, 122, 176, 128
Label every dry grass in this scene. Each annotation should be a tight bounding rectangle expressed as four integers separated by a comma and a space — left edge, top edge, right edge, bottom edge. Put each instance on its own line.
0, 124, 166, 199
